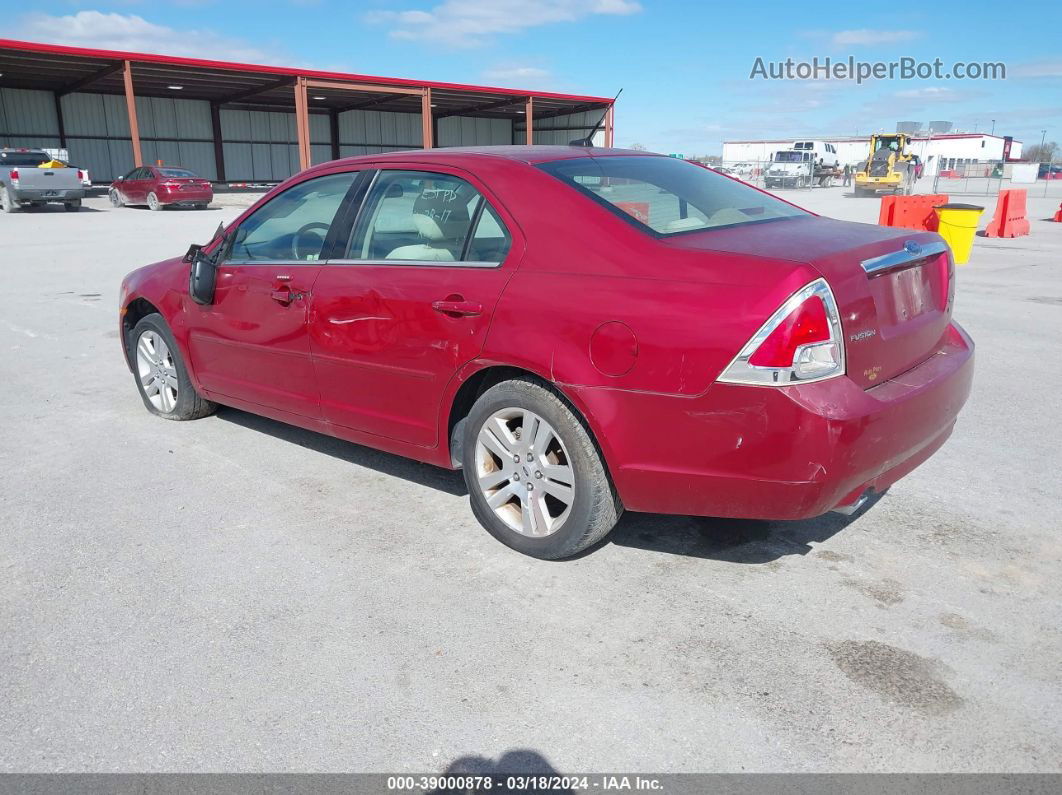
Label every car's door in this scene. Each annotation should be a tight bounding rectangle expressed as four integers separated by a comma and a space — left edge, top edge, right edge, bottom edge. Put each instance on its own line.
132, 167, 155, 202
309, 166, 521, 446
185, 169, 360, 418
119, 168, 144, 202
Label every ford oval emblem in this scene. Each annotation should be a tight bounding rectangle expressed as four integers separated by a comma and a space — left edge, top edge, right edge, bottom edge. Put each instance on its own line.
904, 240, 922, 256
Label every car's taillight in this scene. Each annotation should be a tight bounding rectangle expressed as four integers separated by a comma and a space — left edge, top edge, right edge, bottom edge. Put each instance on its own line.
717, 278, 845, 386
77, 169, 85, 182
939, 250, 955, 312
9, 168, 19, 184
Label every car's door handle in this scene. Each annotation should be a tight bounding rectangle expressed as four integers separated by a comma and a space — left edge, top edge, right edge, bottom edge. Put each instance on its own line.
270, 288, 293, 305
432, 299, 483, 317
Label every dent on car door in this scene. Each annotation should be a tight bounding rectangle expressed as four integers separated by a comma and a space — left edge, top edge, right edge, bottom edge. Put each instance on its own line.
185, 170, 360, 418
309, 167, 520, 447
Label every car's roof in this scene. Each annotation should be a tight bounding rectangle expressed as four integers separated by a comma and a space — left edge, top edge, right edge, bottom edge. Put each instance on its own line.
318, 145, 664, 169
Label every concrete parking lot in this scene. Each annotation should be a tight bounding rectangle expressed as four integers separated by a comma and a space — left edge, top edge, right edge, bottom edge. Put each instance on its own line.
1, 186, 1060, 773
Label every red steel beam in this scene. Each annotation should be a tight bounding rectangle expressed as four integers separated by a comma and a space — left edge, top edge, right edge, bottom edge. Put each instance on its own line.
0, 39, 613, 105
122, 60, 143, 167
294, 76, 311, 171
421, 87, 433, 149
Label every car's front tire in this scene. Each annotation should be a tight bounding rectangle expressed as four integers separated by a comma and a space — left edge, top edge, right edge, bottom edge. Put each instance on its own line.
462, 378, 622, 559
129, 314, 216, 421
109, 189, 124, 208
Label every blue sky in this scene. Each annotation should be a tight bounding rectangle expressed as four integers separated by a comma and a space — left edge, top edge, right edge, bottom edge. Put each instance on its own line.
10, 0, 1062, 155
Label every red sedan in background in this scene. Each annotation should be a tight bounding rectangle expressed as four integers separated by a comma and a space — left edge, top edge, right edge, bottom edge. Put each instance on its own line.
118, 146, 973, 559
109, 166, 213, 210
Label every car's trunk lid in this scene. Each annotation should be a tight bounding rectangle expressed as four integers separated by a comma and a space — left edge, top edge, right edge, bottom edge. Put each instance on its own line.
664, 216, 953, 389
160, 177, 210, 191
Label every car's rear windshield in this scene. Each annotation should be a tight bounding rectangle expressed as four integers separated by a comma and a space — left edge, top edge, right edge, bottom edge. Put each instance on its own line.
1, 151, 50, 166
159, 168, 198, 178
538, 155, 807, 236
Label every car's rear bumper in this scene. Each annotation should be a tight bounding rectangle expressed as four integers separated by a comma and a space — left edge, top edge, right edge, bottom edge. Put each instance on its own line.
12, 187, 85, 201
157, 188, 213, 204
572, 321, 974, 520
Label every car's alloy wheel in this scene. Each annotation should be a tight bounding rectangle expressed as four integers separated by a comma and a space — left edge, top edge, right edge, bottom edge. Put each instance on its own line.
129, 314, 216, 421
109, 189, 124, 208
463, 379, 622, 559
475, 407, 575, 538
147, 192, 161, 211
136, 330, 179, 413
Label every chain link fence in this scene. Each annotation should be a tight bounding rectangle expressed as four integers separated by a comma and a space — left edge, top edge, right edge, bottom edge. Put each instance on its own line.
932, 161, 1062, 198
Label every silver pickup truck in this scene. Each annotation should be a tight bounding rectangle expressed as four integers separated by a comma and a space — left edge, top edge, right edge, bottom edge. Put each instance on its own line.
0, 148, 86, 212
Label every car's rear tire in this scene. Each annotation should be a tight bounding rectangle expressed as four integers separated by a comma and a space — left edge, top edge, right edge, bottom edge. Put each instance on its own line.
1, 185, 18, 213
147, 192, 162, 211
129, 314, 216, 421
109, 189, 124, 208
64, 199, 81, 212
462, 378, 622, 560
195, 203, 208, 210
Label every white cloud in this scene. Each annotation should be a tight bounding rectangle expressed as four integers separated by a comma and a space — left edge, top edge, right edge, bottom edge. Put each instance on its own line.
830, 29, 920, 46
893, 86, 965, 102
1010, 60, 1062, 78
482, 64, 551, 85
13, 11, 283, 64
366, 0, 642, 48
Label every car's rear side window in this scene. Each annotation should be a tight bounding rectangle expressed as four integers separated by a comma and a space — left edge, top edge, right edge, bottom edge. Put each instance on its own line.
345, 170, 511, 265
538, 155, 807, 236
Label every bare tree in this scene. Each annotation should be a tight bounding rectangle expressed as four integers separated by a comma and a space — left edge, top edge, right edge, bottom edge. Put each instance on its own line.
1023, 142, 1059, 163
628, 142, 647, 151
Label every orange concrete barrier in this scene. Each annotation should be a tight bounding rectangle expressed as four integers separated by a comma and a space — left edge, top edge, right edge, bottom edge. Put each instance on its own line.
984, 189, 1031, 237
877, 195, 897, 226
878, 194, 948, 232
1052, 202, 1062, 222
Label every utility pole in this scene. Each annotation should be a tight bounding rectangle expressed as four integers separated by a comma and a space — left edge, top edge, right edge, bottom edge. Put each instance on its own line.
1041, 130, 1048, 162
990, 119, 995, 135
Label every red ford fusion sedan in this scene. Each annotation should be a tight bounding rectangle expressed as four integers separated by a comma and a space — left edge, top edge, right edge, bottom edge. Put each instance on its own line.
110, 165, 213, 211
118, 146, 973, 559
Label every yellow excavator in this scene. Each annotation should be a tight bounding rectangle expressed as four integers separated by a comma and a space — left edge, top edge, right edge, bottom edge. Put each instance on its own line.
854, 133, 918, 196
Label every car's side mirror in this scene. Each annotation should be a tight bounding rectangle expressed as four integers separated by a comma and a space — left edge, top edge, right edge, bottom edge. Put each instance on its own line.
117, 175, 124, 181
188, 245, 218, 305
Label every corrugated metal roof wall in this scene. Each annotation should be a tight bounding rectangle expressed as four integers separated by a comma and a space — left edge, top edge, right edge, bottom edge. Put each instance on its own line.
437, 116, 511, 147
521, 110, 605, 146
0, 87, 61, 152
3, 87, 563, 183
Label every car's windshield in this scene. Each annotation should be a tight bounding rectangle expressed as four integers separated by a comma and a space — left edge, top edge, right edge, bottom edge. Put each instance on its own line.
539, 155, 807, 236
774, 152, 807, 163
1, 151, 50, 166
159, 168, 197, 178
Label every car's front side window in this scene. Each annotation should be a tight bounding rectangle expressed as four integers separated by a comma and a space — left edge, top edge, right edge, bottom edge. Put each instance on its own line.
227, 172, 357, 263
346, 170, 510, 265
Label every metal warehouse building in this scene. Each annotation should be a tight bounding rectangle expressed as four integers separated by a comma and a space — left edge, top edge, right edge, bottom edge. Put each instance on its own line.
0, 39, 615, 183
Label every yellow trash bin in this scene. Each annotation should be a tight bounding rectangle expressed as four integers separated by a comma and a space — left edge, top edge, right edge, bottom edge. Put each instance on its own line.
934, 203, 984, 265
